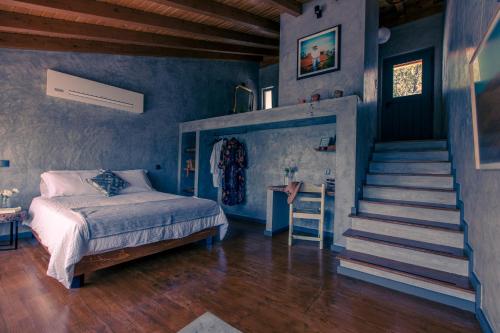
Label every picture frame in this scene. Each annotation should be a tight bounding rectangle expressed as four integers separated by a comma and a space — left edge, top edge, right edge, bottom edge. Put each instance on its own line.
469, 8, 500, 169
297, 25, 341, 80
232, 84, 254, 114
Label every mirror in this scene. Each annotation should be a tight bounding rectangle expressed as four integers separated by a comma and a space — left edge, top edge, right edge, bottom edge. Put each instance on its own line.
233, 84, 254, 114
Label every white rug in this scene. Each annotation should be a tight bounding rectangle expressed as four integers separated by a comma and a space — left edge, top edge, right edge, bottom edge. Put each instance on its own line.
178, 312, 242, 333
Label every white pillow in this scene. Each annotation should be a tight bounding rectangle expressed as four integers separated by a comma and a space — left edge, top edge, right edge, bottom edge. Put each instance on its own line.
114, 169, 153, 194
41, 170, 100, 198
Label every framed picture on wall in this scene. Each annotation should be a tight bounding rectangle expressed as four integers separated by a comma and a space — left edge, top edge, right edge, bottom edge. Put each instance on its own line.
297, 25, 341, 80
469, 8, 500, 169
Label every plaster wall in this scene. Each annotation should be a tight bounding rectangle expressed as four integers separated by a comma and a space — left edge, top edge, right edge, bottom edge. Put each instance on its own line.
218, 123, 337, 233
379, 13, 445, 138
278, 0, 366, 106
442, 1, 499, 331
0, 48, 258, 232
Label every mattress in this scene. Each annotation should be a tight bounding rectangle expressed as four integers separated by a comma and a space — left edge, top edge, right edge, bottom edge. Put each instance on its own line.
26, 191, 228, 288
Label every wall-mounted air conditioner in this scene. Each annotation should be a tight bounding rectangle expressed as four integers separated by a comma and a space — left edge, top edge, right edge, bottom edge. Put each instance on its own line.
46, 69, 144, 114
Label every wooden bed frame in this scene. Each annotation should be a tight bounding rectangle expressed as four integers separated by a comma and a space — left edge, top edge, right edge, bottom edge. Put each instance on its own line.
32, 227, 219, 288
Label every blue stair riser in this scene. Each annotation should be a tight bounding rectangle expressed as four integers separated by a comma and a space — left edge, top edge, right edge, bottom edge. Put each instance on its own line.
372, 150, 449, 162
366, 174, 454, 189
363, 186, 456, 206
374, 140, 448, 152
358, 201, 460, 224
369, 161, 451, 175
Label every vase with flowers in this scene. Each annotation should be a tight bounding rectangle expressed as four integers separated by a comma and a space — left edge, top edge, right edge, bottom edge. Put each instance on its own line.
283, 166, 297, 185
0, 188, 19, 208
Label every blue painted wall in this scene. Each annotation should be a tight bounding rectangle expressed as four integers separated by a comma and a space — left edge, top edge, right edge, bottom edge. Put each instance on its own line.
213, 124, 337, 233
443, 1, 499, 331
0, 48, 258, 214
379, 13, 445, 139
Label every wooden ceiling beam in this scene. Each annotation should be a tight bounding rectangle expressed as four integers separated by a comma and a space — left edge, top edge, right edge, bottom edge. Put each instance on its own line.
147, 0, 280, 35
259, 0, 302, 17
0, 11, 278, 56
380, 0, 444, 27
0, 32, 263, 61
1, 0, 279, 48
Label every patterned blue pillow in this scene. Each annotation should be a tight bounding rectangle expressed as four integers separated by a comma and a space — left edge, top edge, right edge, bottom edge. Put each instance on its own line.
87, 169, 129, 197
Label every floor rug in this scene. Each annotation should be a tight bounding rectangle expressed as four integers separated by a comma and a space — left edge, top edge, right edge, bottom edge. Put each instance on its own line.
178, 312, 242, 333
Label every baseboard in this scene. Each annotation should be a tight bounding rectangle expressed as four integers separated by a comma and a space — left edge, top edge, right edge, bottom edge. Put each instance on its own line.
476, 306, 494, 333
337, 266, 476, 313
451, 159, 492, 329
293, 225, 334, 244
264, 225, 334, 239
0, 231, 32, 242
331, 243, 345, 253
264, 226, 288, 237
226, 213, 265, 224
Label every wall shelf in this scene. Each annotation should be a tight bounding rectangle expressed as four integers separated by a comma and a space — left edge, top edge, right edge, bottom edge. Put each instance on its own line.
314, 145, 336, 152
177, 96, 359, 249
180, 96, 357, 135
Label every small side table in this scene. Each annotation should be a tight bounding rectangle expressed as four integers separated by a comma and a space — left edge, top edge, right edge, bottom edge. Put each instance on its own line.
0, 210, 27, 251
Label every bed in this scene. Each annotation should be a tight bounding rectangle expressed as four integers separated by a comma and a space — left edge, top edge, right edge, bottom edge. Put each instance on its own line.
25, 169, 228, 289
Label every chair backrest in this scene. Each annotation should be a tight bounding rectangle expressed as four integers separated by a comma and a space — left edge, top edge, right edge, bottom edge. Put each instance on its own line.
298, 183, 325, 194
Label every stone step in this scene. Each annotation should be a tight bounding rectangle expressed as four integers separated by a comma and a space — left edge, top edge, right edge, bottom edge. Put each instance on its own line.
363, 185, 456, 206
374, 140, 448, 152
358, 199, 460, 224
344, 230, 469, 276
366, 173, 454, 189
369, 161, 451, 175
338, 250, 475, 302
350, 213, 464, 248
372, 150, 449, 162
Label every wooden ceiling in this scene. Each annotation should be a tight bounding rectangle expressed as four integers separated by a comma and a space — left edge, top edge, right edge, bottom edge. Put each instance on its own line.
380, 0, 444, 28
0, 0, 443, 62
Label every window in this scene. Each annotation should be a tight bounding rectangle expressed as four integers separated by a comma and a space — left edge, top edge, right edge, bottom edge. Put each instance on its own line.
392, 59, 423, 97
262, 87, 274, 110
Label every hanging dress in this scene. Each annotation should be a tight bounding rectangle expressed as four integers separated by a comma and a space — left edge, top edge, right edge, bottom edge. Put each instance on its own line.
218, 138, 247, 206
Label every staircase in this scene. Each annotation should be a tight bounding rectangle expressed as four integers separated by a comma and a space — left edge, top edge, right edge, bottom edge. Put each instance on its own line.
337, 140, 476, 311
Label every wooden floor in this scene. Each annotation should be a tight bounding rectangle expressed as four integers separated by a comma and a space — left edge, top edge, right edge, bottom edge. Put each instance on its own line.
0, 220, 481, 333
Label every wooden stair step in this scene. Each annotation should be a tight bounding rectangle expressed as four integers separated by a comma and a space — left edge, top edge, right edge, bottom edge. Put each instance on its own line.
372, 151, 449, 162
350, 213, 462, 232
374, 140, 448, 152
369, 172, 453, 177
338, 250, 474, 292
343, 229, 466, 259
373, 148, 449, 153
370, 160, 451, 163
361, 198, 458, 211
364, 184, 455, 193
366, 173, 454, 190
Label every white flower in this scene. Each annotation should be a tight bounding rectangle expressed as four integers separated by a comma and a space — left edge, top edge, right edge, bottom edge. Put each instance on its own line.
0, 188, 19, 197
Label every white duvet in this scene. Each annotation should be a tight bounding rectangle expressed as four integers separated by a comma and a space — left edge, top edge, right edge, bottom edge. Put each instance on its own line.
26, 191, 228, 288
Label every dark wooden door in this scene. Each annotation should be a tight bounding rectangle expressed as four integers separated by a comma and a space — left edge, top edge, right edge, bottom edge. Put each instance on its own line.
381, 48, 434, 141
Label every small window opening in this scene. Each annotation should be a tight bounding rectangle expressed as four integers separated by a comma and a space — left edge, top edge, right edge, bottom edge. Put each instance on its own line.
393, 59, 423, 97
262, 87, 274, 110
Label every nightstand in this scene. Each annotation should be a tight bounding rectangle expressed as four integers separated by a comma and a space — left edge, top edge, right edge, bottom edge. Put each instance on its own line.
0, 210, 27, 251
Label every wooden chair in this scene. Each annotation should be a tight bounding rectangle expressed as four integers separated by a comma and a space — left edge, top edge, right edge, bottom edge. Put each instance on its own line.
288, 183, 326, 249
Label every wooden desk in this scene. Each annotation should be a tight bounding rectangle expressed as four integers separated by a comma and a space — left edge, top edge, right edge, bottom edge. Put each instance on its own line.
265, 185, 334, 237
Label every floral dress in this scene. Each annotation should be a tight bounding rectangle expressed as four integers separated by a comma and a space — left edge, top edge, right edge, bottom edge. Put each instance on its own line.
218, 138, 247, 206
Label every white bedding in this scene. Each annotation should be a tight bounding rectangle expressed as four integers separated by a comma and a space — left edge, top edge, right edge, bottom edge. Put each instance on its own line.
26, 191, 228, 288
